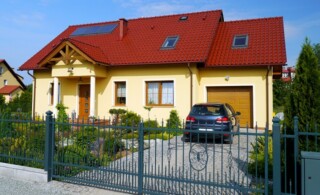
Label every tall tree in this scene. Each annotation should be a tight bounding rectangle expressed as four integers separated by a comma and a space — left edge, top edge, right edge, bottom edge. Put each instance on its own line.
273, 79, 290, 109
313, 43, 320, 67
284, 38, 320, 132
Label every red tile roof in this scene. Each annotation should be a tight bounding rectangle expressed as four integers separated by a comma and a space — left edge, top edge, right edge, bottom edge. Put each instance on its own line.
19, 10, 222, 70
206, 17, 286, 67
19, 10, 286, 70
0, 85, 21, 94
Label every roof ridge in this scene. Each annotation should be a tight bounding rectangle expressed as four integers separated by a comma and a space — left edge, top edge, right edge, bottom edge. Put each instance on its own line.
68, 9, 222, 27
68, 38, 101, 49
225, 16, 283, 23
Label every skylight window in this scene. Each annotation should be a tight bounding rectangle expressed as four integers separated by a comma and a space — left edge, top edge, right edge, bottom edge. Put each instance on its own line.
233, 35, 248, 48
70, 23, 118, 36
161, 36, 179, 49
179, 16, 188, 21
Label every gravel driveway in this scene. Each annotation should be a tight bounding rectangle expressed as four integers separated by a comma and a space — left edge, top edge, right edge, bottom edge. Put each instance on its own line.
75, 128, 261, 194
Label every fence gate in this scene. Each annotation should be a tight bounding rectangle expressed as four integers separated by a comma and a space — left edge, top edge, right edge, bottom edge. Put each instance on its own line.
44, 111, 271, 194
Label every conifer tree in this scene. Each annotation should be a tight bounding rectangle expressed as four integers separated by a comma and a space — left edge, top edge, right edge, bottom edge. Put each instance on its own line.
284, 38, 320, 132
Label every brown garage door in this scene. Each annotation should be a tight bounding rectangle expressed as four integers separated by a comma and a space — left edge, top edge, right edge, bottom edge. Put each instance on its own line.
207, 86, 253, 128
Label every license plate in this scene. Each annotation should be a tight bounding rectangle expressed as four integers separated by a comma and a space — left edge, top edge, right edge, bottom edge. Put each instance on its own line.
199, 128, 213, 131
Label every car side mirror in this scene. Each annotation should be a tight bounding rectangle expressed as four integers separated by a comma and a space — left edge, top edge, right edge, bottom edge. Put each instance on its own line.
236, 111, 241, 116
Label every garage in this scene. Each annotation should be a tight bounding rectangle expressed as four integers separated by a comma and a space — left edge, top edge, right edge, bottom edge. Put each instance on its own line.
207, 86, 253, 128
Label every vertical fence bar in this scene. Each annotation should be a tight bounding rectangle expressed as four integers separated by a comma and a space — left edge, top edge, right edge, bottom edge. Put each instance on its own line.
45, 110, 53, 181
138, 122, 144, 194
264, 123, 269, 194
272, 117, 281, 195
293, 116, 299, 194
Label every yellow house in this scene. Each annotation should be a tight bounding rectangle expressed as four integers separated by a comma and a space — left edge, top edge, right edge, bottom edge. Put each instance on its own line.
0, 59, 26, 103
19, 10, 286, 128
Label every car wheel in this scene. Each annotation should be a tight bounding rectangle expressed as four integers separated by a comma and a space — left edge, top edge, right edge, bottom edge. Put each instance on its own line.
182, 135, 190, 142
224, 134, 233, 144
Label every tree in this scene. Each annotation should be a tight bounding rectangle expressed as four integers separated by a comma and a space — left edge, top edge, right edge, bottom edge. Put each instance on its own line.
0, 94, 6, 112
273, 79, 291, 109
6, 84, 32, 113
284, 38, 320, 132
313, 43, 320, 67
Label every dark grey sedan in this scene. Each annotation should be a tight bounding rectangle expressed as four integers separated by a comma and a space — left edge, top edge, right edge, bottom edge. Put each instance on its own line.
184, 103, 240, 144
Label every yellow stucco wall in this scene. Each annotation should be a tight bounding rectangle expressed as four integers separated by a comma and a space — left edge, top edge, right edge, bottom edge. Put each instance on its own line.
97, 65, 193, 121
33, 63, 273, 128
34, 64, 194, 122
0, 62, 21, 88
198, 67, 273, 128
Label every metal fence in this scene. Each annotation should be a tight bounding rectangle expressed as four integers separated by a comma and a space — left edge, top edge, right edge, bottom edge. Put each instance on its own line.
1, 111, 320, 194
0, 113, 46, 168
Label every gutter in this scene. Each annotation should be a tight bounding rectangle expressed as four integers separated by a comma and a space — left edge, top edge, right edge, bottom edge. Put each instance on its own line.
266, 66, 271, 128
27, 71, 36, 119
187, 63, 193, 109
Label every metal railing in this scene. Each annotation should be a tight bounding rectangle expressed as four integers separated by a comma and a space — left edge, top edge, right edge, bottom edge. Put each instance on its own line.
1, 111, 320, 195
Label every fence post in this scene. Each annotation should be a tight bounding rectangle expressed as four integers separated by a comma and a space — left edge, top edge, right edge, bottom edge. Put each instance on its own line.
45, 110, 54, 182
272, 117, 281, 195
293, 116, 299, 194
138, 122, 144, 194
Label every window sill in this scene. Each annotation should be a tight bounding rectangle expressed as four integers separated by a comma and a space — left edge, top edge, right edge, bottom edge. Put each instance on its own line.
145, 105, 174, 108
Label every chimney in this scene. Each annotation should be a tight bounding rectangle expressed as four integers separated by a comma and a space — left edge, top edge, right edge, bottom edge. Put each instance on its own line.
119, 18, 128, 40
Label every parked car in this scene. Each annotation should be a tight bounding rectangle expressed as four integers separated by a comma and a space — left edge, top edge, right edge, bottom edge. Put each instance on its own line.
184, 103, 240, 144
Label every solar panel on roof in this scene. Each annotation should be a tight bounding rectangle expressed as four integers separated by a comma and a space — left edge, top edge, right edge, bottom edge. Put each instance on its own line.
70, 23, 118, 36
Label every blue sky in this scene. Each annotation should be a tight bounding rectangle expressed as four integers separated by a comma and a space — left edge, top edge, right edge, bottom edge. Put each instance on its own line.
1, 0, 320, 85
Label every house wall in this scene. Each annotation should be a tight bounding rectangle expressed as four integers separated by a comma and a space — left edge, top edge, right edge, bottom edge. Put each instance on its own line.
98, 64, 193, 121
34, 64, 194, 121
33, 70, 55, 116
0, 62, 21, 88
198, 67, 273, 128
2, 89, 23, 103
33, 64, 273, 128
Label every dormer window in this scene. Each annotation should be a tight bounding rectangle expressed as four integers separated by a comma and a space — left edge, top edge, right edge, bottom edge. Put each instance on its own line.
161, 36, 179, 49
233, 35, 248, 48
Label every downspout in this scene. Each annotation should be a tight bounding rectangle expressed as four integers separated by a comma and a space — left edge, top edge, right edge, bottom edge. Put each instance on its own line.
187, 63, 193, 109
266, 66, 271, 128
27, 71, 36, 119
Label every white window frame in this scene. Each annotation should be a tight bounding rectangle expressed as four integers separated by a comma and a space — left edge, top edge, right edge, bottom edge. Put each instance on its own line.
232, 34, 248, 48
161, 36, 179, 49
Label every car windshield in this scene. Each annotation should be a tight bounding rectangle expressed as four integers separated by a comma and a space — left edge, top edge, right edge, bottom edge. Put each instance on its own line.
190, 105, 224, 116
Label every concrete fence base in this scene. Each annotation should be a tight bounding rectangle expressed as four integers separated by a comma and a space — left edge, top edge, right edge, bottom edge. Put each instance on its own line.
0, 163, 47, 182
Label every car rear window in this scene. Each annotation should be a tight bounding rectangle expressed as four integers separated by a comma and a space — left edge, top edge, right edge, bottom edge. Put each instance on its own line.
190, 105, 224, 116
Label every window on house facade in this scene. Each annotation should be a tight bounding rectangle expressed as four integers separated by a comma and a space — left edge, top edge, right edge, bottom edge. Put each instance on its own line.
4, 80, 8, 85
161, 36, 179, 49
115, 82, 126, 106
0, 67, 3, 75
233, 35, 248, 48
146, 81, 174, 106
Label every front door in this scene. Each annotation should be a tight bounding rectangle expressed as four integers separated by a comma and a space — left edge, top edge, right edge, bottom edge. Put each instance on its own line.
79, 84, 90, 120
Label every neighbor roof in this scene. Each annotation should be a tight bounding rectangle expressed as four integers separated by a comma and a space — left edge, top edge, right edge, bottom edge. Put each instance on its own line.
0, 85, 21, 95
19, 10, 286, 70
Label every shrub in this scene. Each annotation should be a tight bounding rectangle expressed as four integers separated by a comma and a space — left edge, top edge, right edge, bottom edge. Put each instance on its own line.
248, 136, 273, 179
166, 110, 182, 129
74, 127, 98, 149
144, 120, 162, 134
104, 136, 124, 156
56, 103, 71, 132
109, 108, 127, 125
120, 111, 141, 132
